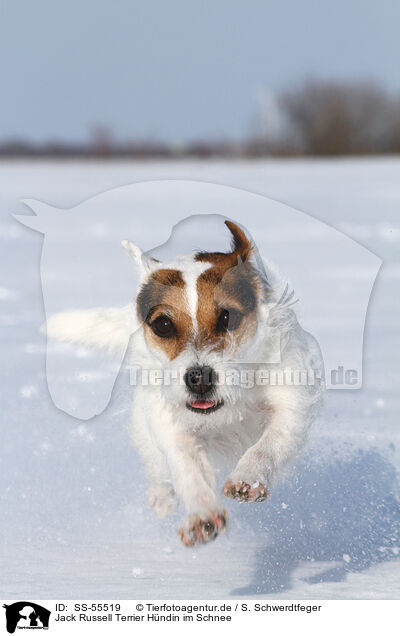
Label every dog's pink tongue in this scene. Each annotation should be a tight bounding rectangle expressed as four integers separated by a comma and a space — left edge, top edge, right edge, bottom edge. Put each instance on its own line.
190, 400, 216, 410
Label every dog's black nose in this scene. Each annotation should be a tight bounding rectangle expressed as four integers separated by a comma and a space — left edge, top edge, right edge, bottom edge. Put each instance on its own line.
184, 366, 216, 395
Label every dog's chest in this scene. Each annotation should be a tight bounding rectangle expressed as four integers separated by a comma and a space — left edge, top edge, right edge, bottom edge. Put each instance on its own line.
199, 408, 266, 469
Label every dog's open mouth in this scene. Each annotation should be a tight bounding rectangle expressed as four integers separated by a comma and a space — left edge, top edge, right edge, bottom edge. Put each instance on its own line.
186, 399, 224, 414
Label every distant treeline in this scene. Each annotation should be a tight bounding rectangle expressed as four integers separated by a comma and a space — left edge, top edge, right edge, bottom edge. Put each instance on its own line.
1, 80, 400, 158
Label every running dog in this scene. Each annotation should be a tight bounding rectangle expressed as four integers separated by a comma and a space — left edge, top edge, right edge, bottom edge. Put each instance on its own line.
46, 220, 324, 546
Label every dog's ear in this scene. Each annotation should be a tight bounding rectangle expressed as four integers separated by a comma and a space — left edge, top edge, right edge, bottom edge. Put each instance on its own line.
225, 220, 253, 262
121, 240, 159, 274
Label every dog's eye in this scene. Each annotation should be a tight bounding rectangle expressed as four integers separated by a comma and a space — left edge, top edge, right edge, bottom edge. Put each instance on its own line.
216, 308, 242, 332
150, 315, 176, 338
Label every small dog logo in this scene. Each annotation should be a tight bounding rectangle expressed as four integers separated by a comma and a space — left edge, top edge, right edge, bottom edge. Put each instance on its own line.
2, 602, 50, 633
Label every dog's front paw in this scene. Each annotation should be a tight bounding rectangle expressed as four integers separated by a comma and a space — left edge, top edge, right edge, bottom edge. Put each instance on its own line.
223, 479, 268, 503
147, 483, 178, 518
178, 511, 227, 547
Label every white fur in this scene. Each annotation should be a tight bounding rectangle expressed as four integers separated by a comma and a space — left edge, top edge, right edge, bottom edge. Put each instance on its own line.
43, 304, 137, 353
180, 259, 211, 330
121, 240, 158, 276
45, 239, 324, 544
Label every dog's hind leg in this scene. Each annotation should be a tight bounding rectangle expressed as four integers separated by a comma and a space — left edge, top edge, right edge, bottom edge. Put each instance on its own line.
146, 482, 178, 518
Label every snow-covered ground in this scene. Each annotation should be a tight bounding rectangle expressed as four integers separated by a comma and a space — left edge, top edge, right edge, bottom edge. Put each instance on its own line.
0, 157, 399, 599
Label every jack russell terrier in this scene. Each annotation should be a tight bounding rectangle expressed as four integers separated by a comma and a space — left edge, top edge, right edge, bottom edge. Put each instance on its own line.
46, 220, 324, 547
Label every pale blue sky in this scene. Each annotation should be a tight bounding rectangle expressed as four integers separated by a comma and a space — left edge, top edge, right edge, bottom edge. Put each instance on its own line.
0, 0, 399, 142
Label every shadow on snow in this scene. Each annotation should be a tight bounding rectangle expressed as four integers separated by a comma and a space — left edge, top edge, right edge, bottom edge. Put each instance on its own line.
232, 449, 400, 595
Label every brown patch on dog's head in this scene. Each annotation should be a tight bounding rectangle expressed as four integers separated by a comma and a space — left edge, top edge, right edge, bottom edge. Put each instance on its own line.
137, 268, 193, 360
137, 269, 184, 322
195, 221, 260, 350
136, 222, 262, 360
